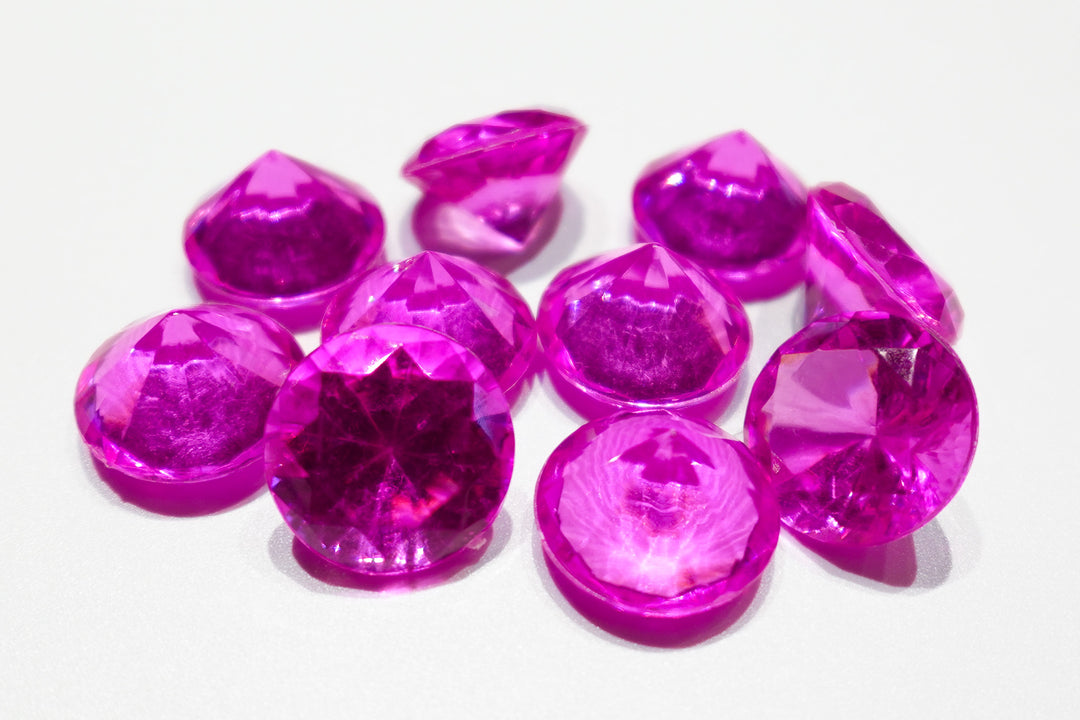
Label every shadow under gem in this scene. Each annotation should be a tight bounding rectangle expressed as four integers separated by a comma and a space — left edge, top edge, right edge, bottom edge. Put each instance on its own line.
792, 519, 953, 591
268, 511, 513, 595
532, 532, 770, 649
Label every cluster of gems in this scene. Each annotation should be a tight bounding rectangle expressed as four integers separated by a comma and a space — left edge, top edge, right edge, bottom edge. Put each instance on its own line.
74, 109, 977, 638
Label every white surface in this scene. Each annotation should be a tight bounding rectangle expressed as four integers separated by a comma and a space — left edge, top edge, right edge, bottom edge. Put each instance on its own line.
1, 1, 1078, 717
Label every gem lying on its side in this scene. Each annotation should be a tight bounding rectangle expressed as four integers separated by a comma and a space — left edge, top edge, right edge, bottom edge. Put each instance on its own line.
403, 109, 586, 261
803, 183, 963, 343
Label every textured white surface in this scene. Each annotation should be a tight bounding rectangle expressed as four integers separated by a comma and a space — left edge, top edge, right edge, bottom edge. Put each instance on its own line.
1, 1, 1077, 717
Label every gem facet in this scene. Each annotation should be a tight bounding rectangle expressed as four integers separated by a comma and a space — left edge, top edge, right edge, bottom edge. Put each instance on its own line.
322, 252, 538, 395
803, 183, 964, 342
632, 130, 807, 300
402, 109, 586, 259
74, 305, 304, 489
265, 324, 514, 575
536, 411, 780, 620
744, 312, 978, 545
537, 243, 751, 411
184, 150, 385, 324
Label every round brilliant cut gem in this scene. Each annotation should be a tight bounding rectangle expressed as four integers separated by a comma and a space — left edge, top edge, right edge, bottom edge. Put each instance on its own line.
537, 243, 751, 411
536, 411, 780, 620
744, 311, 978, 545
402, 109, 586, 259
632, 130, 807, 300
74, 305, 304, 492
804, 183, 964, 343
265, 324, 514, 575
184, 150, 385, 325
322, 251, 538, 395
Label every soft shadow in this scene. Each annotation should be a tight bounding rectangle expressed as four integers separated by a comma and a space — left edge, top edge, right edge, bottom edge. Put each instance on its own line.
790, 292, 811, 333
531, 530, 770, 649
790, 519, 953, 591
268, 511, 513, 595
81, 447, 265, 517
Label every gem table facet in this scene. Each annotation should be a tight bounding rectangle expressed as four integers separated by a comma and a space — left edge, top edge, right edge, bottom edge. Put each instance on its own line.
184, 150, 385, 322
74, 305, 304, 488
322, 251, 538, 395
803, 183, 964, 343
537, 243, 751, 411
536, 411, 780, 620
265, 324, 514, 575
744, 312, 978, 546
402, 109, 586, 259
632, 130, 807, 300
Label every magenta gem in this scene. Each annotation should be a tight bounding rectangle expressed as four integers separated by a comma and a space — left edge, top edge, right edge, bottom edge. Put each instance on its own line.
184, 150, 385, 325
322, 252, 537, 395
744, 311, 978, 546
74, 305, 304, 495
804, 183, 964, 343
632, 130, 807, 300
536, 411, 780, 621
265, 324, 514, 575
537, 243, 751, 411
402, 109, 586, 259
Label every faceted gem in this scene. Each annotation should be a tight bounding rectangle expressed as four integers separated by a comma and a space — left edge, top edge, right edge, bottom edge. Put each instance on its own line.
537, 243, 751, 410
265, 324, 514, 575
184, 150, 385, 323
633, 130, 807, 300
402, 109, 586, 258
74, 305, 304, 488
536, 411, 780, 620
744, 312, 978, 546
322, 252, 537, 395
804, 183, 963, 343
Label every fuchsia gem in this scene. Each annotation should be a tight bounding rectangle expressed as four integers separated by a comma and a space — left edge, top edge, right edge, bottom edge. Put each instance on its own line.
402, 109, 586, 259
804, 183, 964, 343
184, 150, 385, 325
74, 305, 304, 497
536, 411, 779, 621
265, 324, 514, 575
322, 251, 537, 395
633, 130, 807, 300
537, 243, 751, 412
744, 312, 978, 546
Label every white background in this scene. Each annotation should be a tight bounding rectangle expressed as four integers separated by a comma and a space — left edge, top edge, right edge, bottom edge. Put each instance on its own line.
2, 1, 1077, 717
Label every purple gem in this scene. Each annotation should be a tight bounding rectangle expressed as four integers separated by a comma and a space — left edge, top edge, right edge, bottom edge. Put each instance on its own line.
184, 150, 385, 327
322, 252, 537, 396
402, 109, 586, 260
633, 130, 807, 300
536, 411, 779, 623
744, 312, 978, 546
265, 324, 514, 575
537, 244, 751, 412
804, 183, 964, 343
74, 305, 304, 508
